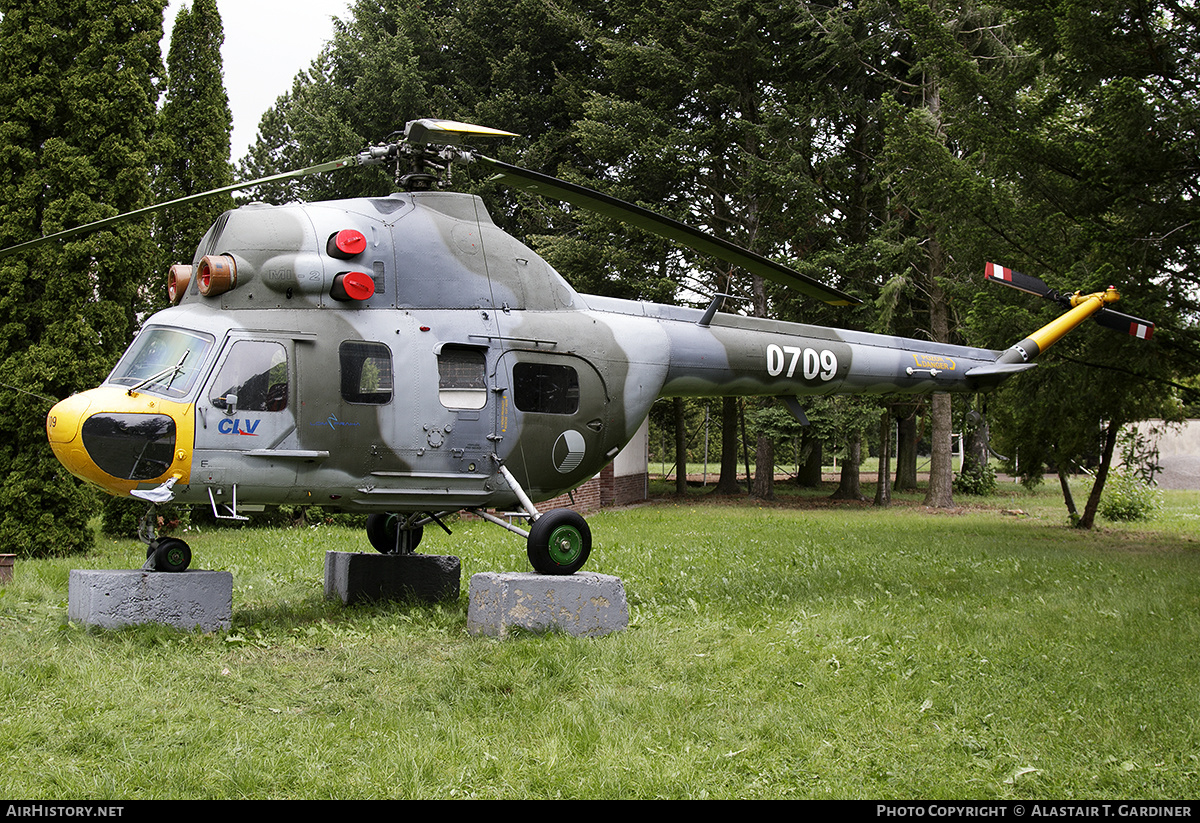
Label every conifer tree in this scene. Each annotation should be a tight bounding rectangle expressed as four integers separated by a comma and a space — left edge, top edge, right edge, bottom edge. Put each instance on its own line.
0, 0, 165, 556
157, 0, 234, 271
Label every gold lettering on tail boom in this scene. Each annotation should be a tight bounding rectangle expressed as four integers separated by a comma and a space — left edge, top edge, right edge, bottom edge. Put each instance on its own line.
911, 353, 957, 371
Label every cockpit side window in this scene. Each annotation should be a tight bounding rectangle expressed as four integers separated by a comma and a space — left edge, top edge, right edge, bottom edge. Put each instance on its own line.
340, 340, 393, 405
210, 341, 288, 412
513, 363, 579, 414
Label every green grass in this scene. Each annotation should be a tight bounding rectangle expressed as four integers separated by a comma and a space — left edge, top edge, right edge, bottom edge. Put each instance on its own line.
0, 483, 1197, 798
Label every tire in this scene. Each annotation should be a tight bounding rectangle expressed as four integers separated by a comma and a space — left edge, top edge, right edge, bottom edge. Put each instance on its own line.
151, 537, 191, 573
366, 513, 424, 554
526, 508, 591, 575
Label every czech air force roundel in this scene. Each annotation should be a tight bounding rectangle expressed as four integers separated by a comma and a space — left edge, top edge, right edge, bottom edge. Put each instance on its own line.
553, 430, 586, 473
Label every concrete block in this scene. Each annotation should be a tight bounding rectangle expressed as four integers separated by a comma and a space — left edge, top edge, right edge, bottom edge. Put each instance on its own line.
68, 569, 233, 631
324, 552, 461, 605
467, 571, 629, 637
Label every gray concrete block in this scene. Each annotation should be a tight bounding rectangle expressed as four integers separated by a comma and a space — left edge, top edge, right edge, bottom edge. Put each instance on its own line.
324, 552, 461, 605
68, 569, 233, 631
467, 571, 629, 637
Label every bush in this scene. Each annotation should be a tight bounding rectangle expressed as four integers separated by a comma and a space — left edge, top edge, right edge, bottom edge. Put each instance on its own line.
101, 496, 190, 538
1098, 473, 1160, 522
954, 461, 997, 496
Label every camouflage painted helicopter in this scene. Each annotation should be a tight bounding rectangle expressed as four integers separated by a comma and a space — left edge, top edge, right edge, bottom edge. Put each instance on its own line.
4, 120, 1154, 575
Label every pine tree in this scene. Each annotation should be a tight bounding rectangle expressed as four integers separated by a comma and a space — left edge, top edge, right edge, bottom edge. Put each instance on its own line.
960, 0, 1199, 524
157, 0, 234, 271
0, 0, 165, 556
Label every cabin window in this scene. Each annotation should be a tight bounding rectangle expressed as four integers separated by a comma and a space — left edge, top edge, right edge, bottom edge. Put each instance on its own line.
438, 346, 487, 410
107, 327, 214, 399
210, 341, 288, 412
340, 340, 393, 404
513, 362, 579, 415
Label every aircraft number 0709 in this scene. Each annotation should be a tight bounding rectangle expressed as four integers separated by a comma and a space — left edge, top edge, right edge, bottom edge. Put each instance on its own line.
765, 344, 838, 381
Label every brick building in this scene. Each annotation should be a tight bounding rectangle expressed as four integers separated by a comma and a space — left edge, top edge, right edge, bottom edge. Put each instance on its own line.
538, 418, 650, 513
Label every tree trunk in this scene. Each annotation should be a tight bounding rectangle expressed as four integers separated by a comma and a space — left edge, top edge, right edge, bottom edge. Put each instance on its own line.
1056, 459, 1078, 521
830, 432, 865, 500
740, 399, 752, 491
895, 406, 919, 491
713, 396, 742, 495
963, 410, 989, 473
923, 239, 954, 509
753, 433, 774, 500
797, 432, 823, 487
874, 408, 892, 507
1077, 419, 1122, 529
924, 393, 955, 507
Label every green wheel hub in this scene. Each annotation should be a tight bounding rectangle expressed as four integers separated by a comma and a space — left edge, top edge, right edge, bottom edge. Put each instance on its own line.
547, 524, 584, 566
163, 543, 187, 568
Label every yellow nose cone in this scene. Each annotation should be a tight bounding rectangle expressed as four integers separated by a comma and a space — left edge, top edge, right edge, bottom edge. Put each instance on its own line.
47, 393, 92, 444
47, 393, 99, 483
45, 386, 195, 497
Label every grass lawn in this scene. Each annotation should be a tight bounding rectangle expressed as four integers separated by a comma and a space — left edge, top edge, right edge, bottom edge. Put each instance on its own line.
0, 481, 1196, 799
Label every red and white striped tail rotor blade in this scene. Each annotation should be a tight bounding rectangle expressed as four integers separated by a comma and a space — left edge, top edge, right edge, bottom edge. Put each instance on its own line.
984, 262, 1053, 298
1093, 308, 1155, 340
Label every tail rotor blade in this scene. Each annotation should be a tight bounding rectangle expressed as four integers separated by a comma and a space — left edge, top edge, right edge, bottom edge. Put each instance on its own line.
984, 262, 1055, 299
1093, 308, 1155, 340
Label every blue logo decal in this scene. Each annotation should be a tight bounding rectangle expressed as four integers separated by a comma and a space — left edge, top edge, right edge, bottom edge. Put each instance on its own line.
309, 415, 361, 430
217, 417, 261, 436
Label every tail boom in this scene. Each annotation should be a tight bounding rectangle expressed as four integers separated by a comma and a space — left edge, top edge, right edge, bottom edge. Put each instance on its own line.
996, 287, 1121, 364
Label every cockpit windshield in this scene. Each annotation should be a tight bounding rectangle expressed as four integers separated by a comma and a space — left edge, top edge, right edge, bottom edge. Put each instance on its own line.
107, 327, 215, 399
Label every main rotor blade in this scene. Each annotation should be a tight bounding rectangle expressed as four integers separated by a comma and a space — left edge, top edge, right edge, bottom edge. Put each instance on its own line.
404, 118, 518, 148
0, 156, 357, 260
477, 154, 861, 306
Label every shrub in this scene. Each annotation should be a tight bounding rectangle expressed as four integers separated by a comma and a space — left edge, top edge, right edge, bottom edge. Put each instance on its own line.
1098, 472, 1160, 522
101, 496, 190, 538
954, 461, 997, 496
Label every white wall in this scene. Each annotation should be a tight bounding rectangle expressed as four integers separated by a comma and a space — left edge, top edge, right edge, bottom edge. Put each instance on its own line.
614, 417, 649, 478
1127, 420, 1200, 490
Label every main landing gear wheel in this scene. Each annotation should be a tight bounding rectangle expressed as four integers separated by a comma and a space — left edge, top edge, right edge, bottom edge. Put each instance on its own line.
366, 513, 424, 554
148, 537, 192, 573
526, 508, 591, 575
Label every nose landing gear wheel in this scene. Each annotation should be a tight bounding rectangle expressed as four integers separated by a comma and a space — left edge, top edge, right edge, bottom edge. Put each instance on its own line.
526, 508, 591, 575
366, 513, 424, 554
148, 537, 192, 573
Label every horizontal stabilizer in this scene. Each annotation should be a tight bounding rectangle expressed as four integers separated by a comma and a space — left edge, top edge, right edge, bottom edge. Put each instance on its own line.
964, 362, 1037, 390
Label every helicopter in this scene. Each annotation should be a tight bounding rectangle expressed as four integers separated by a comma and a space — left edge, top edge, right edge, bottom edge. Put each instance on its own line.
6, 119, 1154, 576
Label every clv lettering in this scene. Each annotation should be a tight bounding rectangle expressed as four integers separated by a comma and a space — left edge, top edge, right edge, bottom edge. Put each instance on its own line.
217, 417, 261, 436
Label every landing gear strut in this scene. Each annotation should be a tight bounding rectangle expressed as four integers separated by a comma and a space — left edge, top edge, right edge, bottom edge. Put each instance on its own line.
138, 504, 192, 572
493, 463, 593, 575
362, 466, 595, 575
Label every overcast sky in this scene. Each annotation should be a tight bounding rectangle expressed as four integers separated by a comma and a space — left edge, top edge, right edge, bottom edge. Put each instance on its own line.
161, 0, 352, 162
